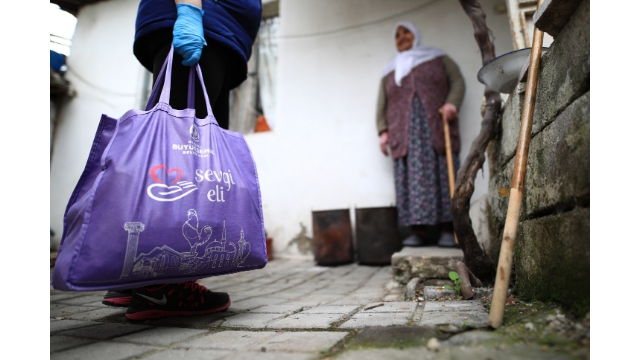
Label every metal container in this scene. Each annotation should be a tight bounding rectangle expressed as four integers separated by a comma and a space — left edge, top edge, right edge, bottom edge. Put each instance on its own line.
312, 209, 353, 266
355, 206, 402, 265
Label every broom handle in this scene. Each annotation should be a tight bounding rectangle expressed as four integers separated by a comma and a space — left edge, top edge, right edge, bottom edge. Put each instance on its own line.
488, 0, 545, 329
440, 109, 459, 244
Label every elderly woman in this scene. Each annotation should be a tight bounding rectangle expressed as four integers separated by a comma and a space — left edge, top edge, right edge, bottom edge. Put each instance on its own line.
377, 22, 465, 247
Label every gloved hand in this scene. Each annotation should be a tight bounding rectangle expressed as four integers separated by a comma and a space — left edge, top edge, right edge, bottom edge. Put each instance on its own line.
173, 4, 207, 66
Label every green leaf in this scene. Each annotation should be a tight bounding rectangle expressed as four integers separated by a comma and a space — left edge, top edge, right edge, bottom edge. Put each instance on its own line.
443, 285, 453, 291
449, 271, 459, 281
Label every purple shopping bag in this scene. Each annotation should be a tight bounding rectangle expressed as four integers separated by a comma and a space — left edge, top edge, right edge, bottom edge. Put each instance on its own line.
53, 47, 267, 291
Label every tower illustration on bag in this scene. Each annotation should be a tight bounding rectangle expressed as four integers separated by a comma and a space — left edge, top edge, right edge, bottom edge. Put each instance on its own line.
119, 209, 251, 279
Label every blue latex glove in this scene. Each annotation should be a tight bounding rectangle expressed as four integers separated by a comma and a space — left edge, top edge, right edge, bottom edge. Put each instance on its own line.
173, 4, 207, 66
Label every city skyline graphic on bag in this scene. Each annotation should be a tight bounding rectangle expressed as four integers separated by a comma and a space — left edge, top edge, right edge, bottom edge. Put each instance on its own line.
52, 47, 267, 291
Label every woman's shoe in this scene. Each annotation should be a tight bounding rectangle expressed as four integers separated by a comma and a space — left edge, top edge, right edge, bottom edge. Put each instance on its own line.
437, 232, 457, 248
402, 233, 427, 247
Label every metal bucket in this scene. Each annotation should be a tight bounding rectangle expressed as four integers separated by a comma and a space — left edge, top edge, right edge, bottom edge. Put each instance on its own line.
312, 209, 353, 266
355, 206, 402, 265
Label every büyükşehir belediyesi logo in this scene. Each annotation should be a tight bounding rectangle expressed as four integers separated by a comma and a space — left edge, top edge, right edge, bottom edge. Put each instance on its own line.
190, 124, 200, 142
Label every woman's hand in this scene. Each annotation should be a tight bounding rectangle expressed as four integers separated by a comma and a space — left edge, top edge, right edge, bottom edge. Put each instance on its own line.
439, 102, 458, 122
379, 131, 389, 156
173, 1, 207, 66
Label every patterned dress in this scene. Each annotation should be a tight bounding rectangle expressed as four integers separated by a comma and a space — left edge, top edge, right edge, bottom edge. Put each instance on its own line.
393, 95, 460, 227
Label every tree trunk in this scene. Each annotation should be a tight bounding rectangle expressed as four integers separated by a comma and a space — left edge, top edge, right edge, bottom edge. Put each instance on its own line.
451, 0, 503, 284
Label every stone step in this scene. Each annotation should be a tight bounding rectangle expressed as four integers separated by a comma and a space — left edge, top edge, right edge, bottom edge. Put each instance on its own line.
391, 247, 464, 284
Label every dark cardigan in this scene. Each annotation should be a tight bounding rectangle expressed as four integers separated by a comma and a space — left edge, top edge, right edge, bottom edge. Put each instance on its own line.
376, 55, 465, 159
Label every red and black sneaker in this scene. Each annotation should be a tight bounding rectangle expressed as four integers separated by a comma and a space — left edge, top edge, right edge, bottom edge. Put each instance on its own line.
125, 281, 230, 321
102, 289, 133, 307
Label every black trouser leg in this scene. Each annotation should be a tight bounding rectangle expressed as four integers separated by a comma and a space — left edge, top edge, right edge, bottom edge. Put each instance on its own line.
151, 42, 231, 130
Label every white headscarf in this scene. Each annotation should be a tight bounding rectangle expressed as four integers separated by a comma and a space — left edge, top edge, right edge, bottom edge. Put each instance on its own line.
382, 21, 446, 86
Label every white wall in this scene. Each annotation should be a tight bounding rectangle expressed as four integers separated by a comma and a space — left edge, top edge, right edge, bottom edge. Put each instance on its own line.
49, 0, 513, 256
246, 0, 513, 258
50, 0, 145, 246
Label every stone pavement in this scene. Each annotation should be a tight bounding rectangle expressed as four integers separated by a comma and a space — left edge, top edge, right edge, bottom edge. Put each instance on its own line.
50, 258, 586, 359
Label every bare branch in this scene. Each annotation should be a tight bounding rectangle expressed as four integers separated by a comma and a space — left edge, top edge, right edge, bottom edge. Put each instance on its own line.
451, 0, 503, 284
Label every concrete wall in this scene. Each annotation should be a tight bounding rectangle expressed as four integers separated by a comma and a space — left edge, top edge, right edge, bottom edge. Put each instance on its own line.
49, 0, 514, 257
487, 0, 589, 316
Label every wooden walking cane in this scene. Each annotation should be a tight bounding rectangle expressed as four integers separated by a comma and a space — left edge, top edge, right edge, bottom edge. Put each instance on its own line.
487, 0, 545, 329
440, 108, 459, 244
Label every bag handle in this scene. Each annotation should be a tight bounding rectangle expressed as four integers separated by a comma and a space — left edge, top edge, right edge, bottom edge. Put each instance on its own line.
144, 46, 215, 120
144, 55, 169, 111
144, 60, 196, 111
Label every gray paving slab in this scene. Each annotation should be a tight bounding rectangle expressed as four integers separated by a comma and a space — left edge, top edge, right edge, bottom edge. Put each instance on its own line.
83, 300, 111, 307
303, 278, 336, 286
228, 297, 286, 311
339, 312, 412, 329
359, 302, 417, 313
352, 288, 387, 294
222, 313, 285, 328
50, 292, 91, 302
366, 276, 394, 284
250, 304, 304, 314
220, 352, 315, 360
418, 309, 489, 327
243, 277, 281, 284
58, 323, 152, 340
266, 313, 345, 329
289, 284, 325, 292
235, 289, 274, 297
177, 330, 279, 351
259, 291, 308, 300
266, 279, 307, 288
225, 293, 253, 302
350, 290, 387, 298
50, 319, 101, 334
335, 348, 435, 360
148, 311, 235, 328
54, 295, 105, 305
256, 331, 348, 352
302, 265, 330, 272
326, 297, 380, 306
65, 307, 127, 321
349, 326, 437, 347
112, 326, 209, 346
278, 299, 324, 307
331, 278, 364, 285
50, 335, 96, 353
294, 294, 340, 304
50, 342, 158, 360
50, 304, 100, 318
306, 286, 353, 295
142, 348, 232, 360
422, 300, 486, 312
298, 305, 359, 314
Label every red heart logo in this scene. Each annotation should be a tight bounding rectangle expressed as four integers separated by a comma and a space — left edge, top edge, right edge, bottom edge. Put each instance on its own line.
150, 164, 183, 184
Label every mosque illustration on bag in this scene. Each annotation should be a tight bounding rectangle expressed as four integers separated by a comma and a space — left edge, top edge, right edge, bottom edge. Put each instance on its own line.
119, 209, 251, 279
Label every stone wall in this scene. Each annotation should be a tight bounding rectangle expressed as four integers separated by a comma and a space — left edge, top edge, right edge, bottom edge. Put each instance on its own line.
486, 0, 589, 316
